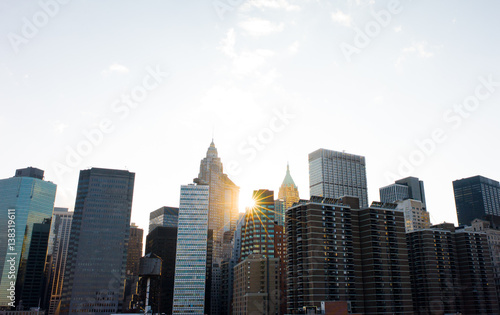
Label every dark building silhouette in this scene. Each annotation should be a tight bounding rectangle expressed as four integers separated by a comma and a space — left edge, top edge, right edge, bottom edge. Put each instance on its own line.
123, 223, 143, 312
60, 168, 135, 315
19, 218, 51, 309
148, 206, 179, 233
453, 175, 500, 226
143, 226, 178, 314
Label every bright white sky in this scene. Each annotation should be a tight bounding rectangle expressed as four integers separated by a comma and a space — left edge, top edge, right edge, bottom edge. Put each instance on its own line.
1, 0, 499, 235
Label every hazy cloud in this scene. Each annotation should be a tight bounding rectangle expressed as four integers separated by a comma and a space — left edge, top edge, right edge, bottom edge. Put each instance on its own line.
239, 18, 285, 37
101, 63, 130, 76
331, 10, 352, 27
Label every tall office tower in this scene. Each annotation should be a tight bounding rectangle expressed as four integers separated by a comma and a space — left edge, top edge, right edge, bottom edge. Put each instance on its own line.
276, 163, 300, 226
286, 197, 413, 315
60, 168, 135, 315
309, 149, 368, 208
406, 227, 459, 314
453, 175, 500, 226
172, 184, 210, 315
0, 167, 57, 308
123, 223, 143, 312
395, 199, 430, 232
194, 141, 240, 252
19, 218, 51, 309
380, 177, 427, 205
149, 206, 179, 233
45, 208, 73, 315
144, 226, 178, 314
240, 190, 276, 261
357, 202, 413, 314
233, 254, 282, 315
468, 219, 500, 304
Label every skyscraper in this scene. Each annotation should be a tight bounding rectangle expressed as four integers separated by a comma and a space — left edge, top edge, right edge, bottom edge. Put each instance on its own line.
193, 141, 239, 313
20, 218, 51, 309
309, 149, 368, 208
240, 190, 276, 261
144, 226, 178, 315
0, 167, 56, 308
123, 223, 143, 312
453, 175, 500, 226
172, 184, 210, 315
380, 176, 426, 205
59, 168, 135, 314
193, 141, 240, 250
235, 190, 286, 315
276, 163, 299, 226
45, 207, 73, 315
149, 206, 179, 233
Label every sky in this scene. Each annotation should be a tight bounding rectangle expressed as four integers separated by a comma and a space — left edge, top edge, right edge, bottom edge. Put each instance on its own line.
1, 0, 500, 235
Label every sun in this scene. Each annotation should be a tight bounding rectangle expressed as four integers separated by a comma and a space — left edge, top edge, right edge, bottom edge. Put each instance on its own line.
239, 193, 257, 213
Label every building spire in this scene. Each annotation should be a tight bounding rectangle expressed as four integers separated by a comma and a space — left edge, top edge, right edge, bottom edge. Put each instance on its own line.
281, 163, 296, 188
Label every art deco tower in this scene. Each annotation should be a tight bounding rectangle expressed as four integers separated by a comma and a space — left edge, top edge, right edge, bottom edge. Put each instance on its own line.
194, 140, 239, 254
276, 163, 300, 226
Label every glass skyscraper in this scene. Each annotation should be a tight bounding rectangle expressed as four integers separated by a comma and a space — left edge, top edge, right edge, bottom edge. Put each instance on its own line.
149, 206, 179, 233
0, 167, 56, 308
309, 149, 369, 208
59, 168, 135, 315
172, 184, 209, 315
454, 175, 500, 226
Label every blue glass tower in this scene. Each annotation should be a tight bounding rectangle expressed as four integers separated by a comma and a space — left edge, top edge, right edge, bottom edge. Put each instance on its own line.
0, 167, 56, 308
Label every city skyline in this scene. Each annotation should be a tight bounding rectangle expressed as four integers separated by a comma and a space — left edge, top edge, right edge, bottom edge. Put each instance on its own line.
2, 1, 500, 236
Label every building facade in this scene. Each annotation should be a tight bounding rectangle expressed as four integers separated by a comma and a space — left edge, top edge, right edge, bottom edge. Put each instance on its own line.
233, 254, 281, 315
309, 149, 368, 208
148, 206, 179, 233
59, 168, 135, 314
395, 199, 430, 232
286, 197, 413, 314
0, 167, 56, 308
453, 175, 500, 226
172, 184, 210, 315
468, 219, 500, 304
45, 208, 73, 315
240, 190, 276, 261
123, 223, 143, 312
380, 177, 426, 205
19, 218, 51, 309
406, 227, 459, 314
144, 226, 178, 314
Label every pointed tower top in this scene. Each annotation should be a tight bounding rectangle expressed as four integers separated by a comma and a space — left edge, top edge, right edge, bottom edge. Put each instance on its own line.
207, 140, 218, 158
281, 163, 297, 188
